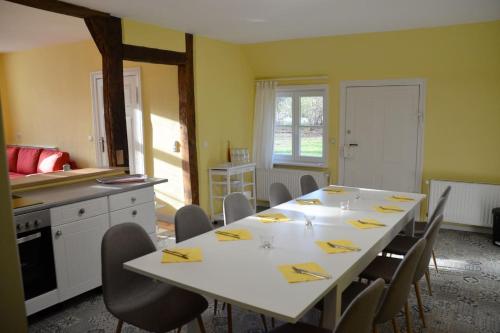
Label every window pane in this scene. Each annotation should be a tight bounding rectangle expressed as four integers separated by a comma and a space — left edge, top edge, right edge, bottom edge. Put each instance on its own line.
274, 126, 292, 155
300, 96, 323, 126
276, 96, 292, 126
300, 127, 323, 157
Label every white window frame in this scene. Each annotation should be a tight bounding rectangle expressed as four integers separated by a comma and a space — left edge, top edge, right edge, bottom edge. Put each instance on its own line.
273, 84, 328, 167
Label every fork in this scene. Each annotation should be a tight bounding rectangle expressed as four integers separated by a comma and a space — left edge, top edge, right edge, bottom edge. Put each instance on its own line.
327, 242, 361, 252
292, 266, 331, 279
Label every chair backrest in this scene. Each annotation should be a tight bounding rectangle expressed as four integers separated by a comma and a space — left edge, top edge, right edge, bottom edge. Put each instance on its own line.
428, 185, 451, 223
335, 278, 385, 333
375, 238, 426, 324
175, 204, 213, 242
223, 192, 254, 225
414, 214, 443, 282
269, 182, 292, 207
101, 223, 156, 314
300, 175, 319, 195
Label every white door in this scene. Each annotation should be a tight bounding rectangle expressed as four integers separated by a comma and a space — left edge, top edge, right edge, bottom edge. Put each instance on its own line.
52, 215, 108, 301
341, 84, 423, 192
92, 68, 145, 174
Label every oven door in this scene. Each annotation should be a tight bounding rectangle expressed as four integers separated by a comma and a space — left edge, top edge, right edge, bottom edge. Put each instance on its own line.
17, 226, 57, 300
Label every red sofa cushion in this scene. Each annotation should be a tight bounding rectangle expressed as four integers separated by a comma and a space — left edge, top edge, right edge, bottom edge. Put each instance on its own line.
17, 148, 42, 175
7, 146, 19, 172
8, 171, 25, 179
37, 150, 70, 173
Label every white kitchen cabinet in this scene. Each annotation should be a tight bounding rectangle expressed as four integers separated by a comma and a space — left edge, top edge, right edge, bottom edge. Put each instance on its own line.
110, 201, 156, 234
52, 214, 108, 302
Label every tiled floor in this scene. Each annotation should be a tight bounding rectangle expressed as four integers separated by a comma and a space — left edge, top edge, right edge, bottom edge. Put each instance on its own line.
28, 229, 500, 333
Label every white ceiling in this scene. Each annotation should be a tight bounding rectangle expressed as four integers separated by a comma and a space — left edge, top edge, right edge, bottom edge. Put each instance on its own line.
66, 0, 500, 43
0, 1, 90, 52
1, 0, 499, 51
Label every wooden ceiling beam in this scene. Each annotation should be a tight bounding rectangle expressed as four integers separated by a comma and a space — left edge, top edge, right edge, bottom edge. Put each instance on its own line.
5, 0, 109, 19
123, 44, 187, 65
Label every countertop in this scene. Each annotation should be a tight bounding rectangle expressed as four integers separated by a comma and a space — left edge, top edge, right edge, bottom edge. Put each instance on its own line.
13, 178, 167, 215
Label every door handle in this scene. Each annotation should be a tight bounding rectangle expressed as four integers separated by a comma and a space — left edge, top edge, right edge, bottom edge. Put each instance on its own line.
100, 137, 106, 153
348, 143, 358, 147
17, 232, 41, 244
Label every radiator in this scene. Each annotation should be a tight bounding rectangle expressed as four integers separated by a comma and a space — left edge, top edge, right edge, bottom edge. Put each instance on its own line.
429, 180, 500, 228
256, 168, 330, 201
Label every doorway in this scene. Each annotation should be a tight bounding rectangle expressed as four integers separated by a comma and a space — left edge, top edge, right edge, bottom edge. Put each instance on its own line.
339, 80, 425, 193
91, 68, 145, 174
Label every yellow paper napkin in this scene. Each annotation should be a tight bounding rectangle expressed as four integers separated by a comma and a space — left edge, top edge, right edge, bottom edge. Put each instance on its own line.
215, 229, 252, 241
296, 198, 322, 205
374, 205, 404, 213
322, 187, 345, 194
316, 240, 360, 254
256, 213, 291, 223
348, 218, 386, 229
278, 262, 330, 283
161, 248, 203, 263
386, 195, 415, 202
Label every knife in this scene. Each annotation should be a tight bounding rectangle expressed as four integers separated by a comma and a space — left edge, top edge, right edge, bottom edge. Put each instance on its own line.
357, 220, 386, 227
391, 196, 414, 201
292, 266, 332, 279
215, 231, 241, 239
327, 242, 361, 252
162, 249, 189, 259
378, 206, 404, 212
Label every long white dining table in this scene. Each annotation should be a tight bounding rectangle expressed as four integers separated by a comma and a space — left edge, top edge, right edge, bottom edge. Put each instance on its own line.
124, 186, 425, 332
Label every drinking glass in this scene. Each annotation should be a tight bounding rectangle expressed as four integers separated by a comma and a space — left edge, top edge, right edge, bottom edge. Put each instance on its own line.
340, 200, 350, 210
259, 234, 274, 249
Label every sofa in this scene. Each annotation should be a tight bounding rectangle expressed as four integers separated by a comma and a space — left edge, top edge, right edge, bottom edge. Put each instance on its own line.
7, 145, 75, 179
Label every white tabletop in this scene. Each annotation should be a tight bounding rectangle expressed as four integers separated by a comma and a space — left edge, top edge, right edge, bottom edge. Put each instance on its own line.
124, 186, 425, 325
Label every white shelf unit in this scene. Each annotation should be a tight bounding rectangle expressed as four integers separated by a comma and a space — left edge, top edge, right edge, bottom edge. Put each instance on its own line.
209, 162, 256, 221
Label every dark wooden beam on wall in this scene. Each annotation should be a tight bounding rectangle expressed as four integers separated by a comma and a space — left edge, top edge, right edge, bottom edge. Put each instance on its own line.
123, 44, 187, 65
85, 16, 128, 167
178, 33, 199, 205
5, 0, 109, 18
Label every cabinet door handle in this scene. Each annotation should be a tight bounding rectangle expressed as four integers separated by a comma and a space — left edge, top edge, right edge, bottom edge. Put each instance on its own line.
132, 210, 138, 217
78, 208, 85, 216
55, 230, 62, 237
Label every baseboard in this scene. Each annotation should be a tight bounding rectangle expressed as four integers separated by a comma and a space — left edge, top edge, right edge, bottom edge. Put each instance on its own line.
442, 221, 492, 234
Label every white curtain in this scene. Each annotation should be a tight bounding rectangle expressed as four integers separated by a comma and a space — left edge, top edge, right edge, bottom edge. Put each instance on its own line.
252, 81, 277, 169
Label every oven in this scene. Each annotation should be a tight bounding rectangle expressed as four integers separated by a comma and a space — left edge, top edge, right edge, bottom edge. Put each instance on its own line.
15, 209, 57, 301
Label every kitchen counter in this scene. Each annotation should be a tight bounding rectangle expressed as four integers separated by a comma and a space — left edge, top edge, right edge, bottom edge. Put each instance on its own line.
13, 178, 167, 215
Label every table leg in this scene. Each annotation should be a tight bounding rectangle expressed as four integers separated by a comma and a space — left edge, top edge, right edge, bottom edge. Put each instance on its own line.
186, 319, 202, 333
321, 285, 341, 330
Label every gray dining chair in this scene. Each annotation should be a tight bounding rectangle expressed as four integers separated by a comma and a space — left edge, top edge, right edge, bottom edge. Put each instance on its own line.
223, 192, 254, 225
414, 186, 451, 236
175, 204, 213, 242
269, 278, 385, 333
101, 223, 208, 333
300, 175, 319, 195
384, 187, 449, 287
316, 239, 425, 333
222, 192, 271, 331
269, 182, 292, 207
360, 215, 443, 329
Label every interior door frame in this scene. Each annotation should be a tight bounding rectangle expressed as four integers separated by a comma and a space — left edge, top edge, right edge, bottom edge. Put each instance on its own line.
338, 79, 426, 192
90, 67, 144, 173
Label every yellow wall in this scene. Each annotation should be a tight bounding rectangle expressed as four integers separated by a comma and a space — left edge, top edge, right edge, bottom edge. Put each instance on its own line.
194, 36, 255, 212
243, 21, 500, 206
0, 40, 101, 167
122, 19, 185, 52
